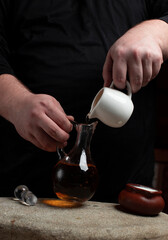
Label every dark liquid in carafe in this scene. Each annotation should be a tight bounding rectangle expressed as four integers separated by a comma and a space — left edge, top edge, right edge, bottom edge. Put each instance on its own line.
53, 161, 99, 202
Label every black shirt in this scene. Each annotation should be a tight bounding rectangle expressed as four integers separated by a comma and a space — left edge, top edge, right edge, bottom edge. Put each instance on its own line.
0, 0, 168, 201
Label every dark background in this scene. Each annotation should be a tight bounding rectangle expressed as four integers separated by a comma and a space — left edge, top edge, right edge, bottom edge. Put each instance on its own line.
154, 62, 168, 213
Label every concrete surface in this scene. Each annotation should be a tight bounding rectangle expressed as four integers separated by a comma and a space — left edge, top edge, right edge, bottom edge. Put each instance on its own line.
0, 197, 168, 240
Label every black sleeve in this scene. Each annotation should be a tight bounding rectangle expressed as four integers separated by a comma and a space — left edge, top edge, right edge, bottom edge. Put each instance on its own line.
0, 0, 14, 75
146, 0, 168, 23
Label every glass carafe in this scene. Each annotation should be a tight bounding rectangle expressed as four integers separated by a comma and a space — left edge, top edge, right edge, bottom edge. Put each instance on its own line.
52, 121, 99, 202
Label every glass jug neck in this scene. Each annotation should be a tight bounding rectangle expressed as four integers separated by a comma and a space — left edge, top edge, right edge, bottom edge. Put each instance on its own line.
75, 122, 97, 149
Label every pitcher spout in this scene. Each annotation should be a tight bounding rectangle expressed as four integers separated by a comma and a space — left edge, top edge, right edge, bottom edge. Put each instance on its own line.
86, 111, 96, 120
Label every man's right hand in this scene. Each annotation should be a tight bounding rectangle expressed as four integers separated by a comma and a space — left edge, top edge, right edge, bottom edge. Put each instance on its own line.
12, 93, 74, 152
0, 74, 74, 152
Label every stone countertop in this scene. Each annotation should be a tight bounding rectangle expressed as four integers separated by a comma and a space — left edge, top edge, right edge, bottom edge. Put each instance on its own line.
0, 197, 168, 240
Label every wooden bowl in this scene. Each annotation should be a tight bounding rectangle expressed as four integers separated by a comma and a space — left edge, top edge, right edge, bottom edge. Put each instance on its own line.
118, 183, 165, 216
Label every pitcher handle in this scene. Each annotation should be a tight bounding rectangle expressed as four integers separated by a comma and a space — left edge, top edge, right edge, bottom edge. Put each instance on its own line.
110, 81, 132, 98
57, 120, 78, 160
57, 148, 67, 160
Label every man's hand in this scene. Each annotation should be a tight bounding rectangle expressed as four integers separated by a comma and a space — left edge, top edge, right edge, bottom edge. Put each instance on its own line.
103, 20, 168, 93
12, 93, 74, 152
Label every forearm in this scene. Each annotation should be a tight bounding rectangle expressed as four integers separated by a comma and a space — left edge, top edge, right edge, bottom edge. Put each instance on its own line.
0, 74, 32, 123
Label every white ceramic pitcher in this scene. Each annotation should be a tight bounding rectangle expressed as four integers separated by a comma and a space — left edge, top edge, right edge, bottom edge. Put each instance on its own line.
87, 81, 134, 128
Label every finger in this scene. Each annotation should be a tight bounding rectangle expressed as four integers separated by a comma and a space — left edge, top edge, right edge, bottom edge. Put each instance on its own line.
128, 57, 143, 93
102, 51, 113, 87
151, 57, 163, 80
67, 115, 75, 121
46, 107, 73, 133
29, 133, 46, 150
29, 129, 67, 152
38, 113, 70, 143
42, 97, 73, 133
112, 58, 127, 89
142, 57, 152, 87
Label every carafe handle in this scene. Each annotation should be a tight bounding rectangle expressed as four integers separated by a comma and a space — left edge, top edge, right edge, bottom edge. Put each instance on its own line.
110, 81, 132, 98
57, 148, 67, 160
57, 120, 78, 160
